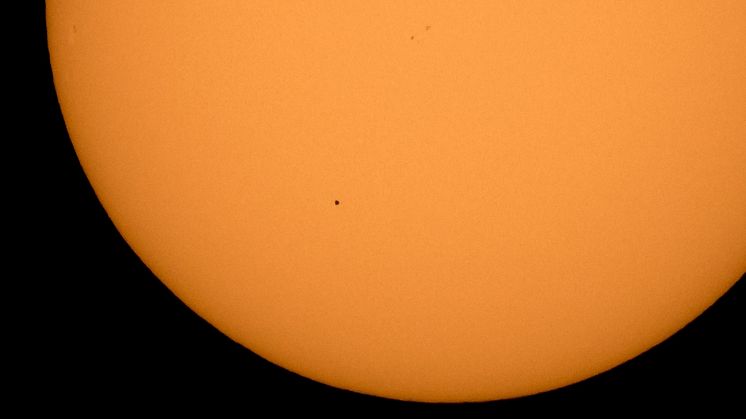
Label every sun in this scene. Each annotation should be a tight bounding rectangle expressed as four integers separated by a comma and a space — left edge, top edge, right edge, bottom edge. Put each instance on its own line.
47, 1, 746, 402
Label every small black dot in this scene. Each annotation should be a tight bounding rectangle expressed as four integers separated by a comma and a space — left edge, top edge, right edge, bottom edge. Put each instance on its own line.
410, 35, 415, 40
334, 200, 340, 205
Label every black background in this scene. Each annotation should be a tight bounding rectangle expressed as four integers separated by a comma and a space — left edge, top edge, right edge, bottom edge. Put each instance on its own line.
28, 1, 743, 414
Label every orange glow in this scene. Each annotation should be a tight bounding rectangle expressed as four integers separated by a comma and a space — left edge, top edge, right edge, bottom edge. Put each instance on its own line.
47, 1, 746, 402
